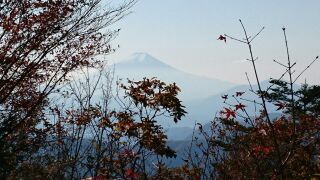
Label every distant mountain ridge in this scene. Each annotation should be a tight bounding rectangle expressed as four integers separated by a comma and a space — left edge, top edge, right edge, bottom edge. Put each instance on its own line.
170, 80, 301, 139
114, 53, 237, 102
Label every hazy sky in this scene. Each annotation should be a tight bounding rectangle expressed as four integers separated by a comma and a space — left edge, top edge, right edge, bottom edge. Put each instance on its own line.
108, 0, 320, 85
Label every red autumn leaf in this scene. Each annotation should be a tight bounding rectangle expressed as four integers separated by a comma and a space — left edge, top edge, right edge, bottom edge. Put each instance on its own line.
121, 148, 137, 158
222, 108, 236, 119
57, 139, 64, 145
221, 94, 228, 102
217, 35, 226, 43
275, 101, 286, 111
235, 103, 246, 111
93, 175, 107, 180
252, 146, 262, 153
126, 168, 138, 179
263, 146, 273, 155
193, 176, 201, 180
236, 91, 245, 96
253, 146, 273, 155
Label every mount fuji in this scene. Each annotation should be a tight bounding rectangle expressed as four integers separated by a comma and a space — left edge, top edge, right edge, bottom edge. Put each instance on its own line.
111, 53, 240, 129
114, 53, 236, 102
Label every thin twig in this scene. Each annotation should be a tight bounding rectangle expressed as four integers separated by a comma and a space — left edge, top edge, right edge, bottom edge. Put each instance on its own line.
224, 34, 247, 44
266, 69, 289, 92
293, 56, 319, 83
273, 59, 288, 68
249, 26, 265, 43
239, 19, 283, 176
232, 96, 255, 127
240, 98, 263, 106
245, 72, 254, 92
282, 27, 296, 132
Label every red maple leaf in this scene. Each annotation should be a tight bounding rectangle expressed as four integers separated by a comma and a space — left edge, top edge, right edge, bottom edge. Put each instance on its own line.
275, 101, 285, 111
122, 149, 136, 158
222, 108, 236, 119
221, 94, 228, 102
236, 91, 245, 96
92, 175, 107, 180
126, 168, 138, 179
263, 146, 273, 155
217, 35, 226, 43
253, 146, 273, 155
235, 103, 246, 111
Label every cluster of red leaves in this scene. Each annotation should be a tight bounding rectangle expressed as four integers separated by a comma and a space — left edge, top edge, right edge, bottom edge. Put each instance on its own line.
220, 92, 246, 119
121, 149, 137, 159
126, 168, 138, 179
120, 78, 186, 123
252, 145, 273, 156
220, 105, 246, 119
48, 78, 184, 178
0, 0, 112, 142
0, 0, 135, 178
189, 85, 319, 179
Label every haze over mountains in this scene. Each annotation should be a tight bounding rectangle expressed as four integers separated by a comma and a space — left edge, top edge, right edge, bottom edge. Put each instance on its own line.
114, 53, 236, 102
112, 53, 236, 128
112, 53, 291, 140
66, 52, 292, 140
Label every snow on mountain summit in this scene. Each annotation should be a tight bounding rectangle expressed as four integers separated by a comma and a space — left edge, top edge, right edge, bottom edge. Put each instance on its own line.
116, 52, 172, 69
114, 52, 236, 102
131, 52, 152, 62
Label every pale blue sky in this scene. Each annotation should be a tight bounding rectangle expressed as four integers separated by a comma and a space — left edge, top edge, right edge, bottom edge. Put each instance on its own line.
108, 0, 320, 85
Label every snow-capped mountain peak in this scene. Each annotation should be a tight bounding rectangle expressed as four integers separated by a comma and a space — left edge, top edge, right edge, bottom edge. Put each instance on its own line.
131, 52, 152, 62
117, 52, 171, 69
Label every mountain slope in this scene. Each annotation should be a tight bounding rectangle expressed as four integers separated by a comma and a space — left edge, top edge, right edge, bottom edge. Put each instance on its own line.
114, 53, 236, 102
178, 81, 301, 139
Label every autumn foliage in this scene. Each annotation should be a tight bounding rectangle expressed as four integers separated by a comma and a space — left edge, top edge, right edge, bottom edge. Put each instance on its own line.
0, 0, 319, 179
0, 0, 138, 178
0, 1, 189, 178
182, 21, 320, 179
